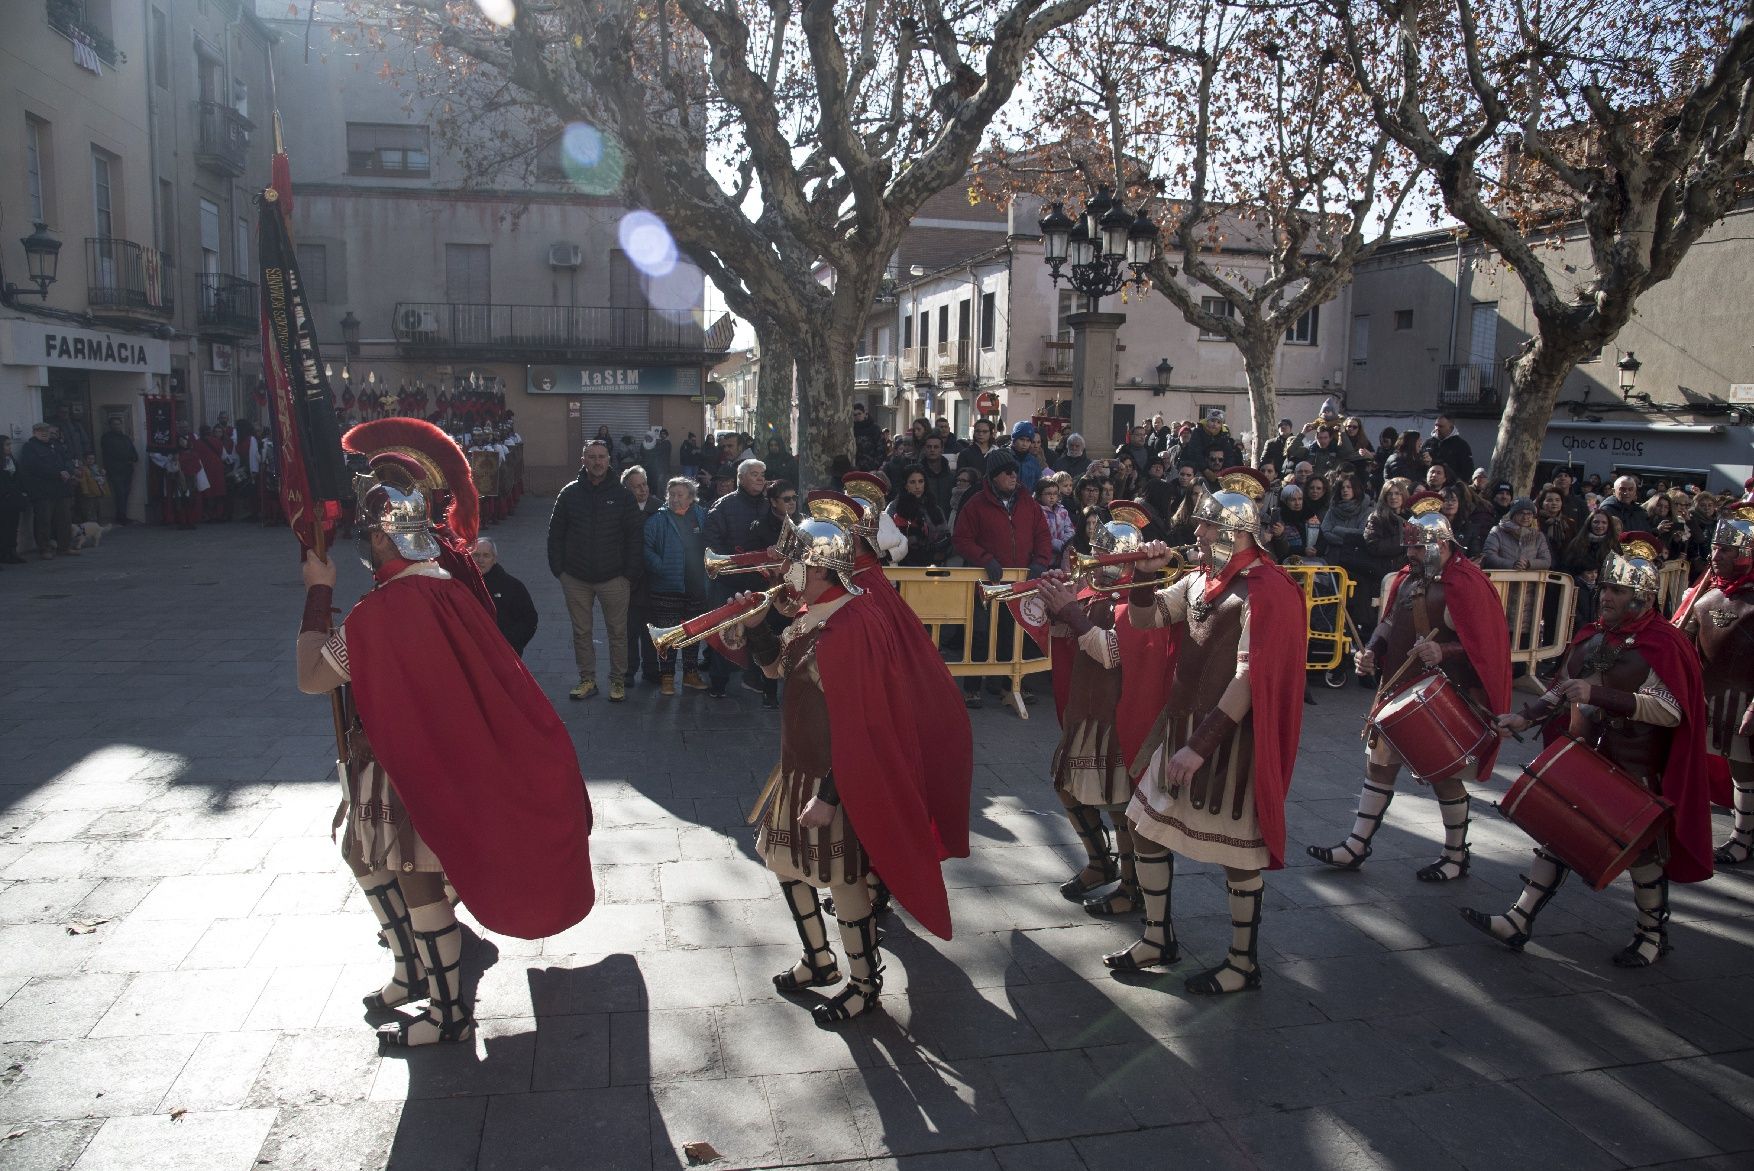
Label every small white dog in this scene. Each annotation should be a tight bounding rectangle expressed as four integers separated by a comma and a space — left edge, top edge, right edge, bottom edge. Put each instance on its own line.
72, 522, 111, 550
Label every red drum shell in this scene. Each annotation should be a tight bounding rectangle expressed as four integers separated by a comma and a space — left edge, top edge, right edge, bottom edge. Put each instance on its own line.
1371, 674, 1494, 781
1500, 735, 1673, 891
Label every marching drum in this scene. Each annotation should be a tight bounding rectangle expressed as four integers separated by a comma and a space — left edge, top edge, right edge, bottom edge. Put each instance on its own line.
1370, 673, 1495, 781
1500, 735, 1673, 891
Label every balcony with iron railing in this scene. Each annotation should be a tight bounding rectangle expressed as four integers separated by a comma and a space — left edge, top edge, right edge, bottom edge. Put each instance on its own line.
1039, 336, 1074, 378
200, 273, 257, 336
854, 354, 897, 386
195, 101, 253, 177
1439, 362, 1501, 415
392, 303, 709, 359
898, 346, 928, 380
85, 238, 173, 316
936, 338, 974, 379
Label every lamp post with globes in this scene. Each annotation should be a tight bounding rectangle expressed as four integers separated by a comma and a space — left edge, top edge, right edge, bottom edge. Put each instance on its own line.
1039, 187, 1158, 449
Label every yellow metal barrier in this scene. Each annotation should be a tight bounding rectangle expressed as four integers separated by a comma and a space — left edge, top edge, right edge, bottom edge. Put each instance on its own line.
881, 567, 1052, 718
1483, 570, 1578, 671
1283, 563, 1355, 672
1657, 561, 1690, 617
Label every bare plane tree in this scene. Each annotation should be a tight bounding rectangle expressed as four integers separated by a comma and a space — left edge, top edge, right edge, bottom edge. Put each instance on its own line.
1335, 0, 1754, 491
378, 0, 1096, 486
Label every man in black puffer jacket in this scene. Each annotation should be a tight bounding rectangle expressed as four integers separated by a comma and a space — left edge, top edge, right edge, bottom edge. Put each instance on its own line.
548, 440, 645, 702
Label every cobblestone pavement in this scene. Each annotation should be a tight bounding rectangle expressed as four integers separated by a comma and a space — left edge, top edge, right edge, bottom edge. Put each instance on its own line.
2, 508, 1752, 1171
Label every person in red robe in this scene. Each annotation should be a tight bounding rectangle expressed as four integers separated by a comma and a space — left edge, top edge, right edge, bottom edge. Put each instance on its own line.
295, 419, 594, 1046
1472, 533, 1711, 967
1308, 490, 1512, 881
192, 425, 229, 522
1673, 501, 1754, 864
723, 494, 971, 1024
1105, 469, 1305, 994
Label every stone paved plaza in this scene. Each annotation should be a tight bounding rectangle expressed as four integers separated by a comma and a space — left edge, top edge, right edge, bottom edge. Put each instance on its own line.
1, 509, 1752, 1171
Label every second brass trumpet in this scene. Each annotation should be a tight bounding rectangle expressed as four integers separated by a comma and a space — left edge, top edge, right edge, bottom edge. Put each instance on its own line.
704, 549, 785, 577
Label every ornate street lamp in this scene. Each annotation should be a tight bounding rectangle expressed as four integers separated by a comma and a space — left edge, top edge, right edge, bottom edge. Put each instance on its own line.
1155, 358, 1173, 397
339, 309, 362, 356
1617, 351, 1642, 392
1039, 186, 1157, 304
6, 222, 62, 300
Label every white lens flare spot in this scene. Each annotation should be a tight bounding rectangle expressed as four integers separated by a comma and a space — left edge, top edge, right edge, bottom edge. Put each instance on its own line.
619, 211, 678, 278
475, 0, 516, 27
644, 260, 703, 314
562, 122, 603, 169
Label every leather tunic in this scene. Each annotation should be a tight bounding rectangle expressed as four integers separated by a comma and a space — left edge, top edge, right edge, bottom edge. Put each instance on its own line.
1561, 635, 1671, 784
1690, 585, 1754, 751
1061, 596, 1124, 729
1166, 578, 1255, 799
779, 627, 833, 782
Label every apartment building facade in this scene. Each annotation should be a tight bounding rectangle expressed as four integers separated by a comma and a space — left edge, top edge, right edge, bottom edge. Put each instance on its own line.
1347, 207, 1754, 492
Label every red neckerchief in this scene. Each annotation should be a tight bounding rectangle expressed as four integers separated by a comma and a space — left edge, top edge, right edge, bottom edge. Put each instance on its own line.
1578, 602, 1661, 651
1203, 543, 1262, 601
1706, 564, 1754, 597
373, 557, 415, 586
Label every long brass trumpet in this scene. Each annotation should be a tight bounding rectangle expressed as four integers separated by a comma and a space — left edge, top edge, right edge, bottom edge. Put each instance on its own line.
648, 584, 792, 653
977, 545, 1200, 603
704, 548, 784, 578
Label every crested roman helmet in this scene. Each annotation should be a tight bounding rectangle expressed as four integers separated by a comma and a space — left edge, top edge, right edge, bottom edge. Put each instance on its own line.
1601, 532, 1663, 596
840, 471, 888, 548
342, 418, 480, 569
1092, 502, 1150, 584
778, 491, 863, 594
1192, 467, 1268, 572
1402, 490, 1455, 546
1713, 502, 1754, 556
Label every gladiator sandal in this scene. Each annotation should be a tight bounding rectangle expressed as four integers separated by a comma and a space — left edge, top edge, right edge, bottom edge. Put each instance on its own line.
1612, 864, 1672, 968
1103, 849, 1179, 970
1085, 823, 1141, 918
1185, 876, 1265, 995
813, 909, 883, 1024
1059, 803, 1119, 900
1307, 781, 1394, 870
360, 875, 425, 1010
1714, 776, 1754, 865
773, 880, 841, 991
1415, 792, 1473, 882
1459, 848, 1569, 951
379, 918, 475, 1047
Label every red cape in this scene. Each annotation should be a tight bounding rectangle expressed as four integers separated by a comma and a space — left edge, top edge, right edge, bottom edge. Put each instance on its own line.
345, 572, 596, 937
1237, 552, 1307, 870
193, 437, 227, 498
1550, 609, 1713, 884
1049, 587, 1177, 784
1380, 554, 1514, 780
817, 582, 972, 940
1673, 572, 1753, 807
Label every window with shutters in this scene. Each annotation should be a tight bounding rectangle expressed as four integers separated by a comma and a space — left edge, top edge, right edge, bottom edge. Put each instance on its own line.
297, 244, 328, 302
1284, 305, 1319, 346
445, 244, 490, 304
346, 123, 430, 177
26, 117, 50, 223
980, 291, 996, 349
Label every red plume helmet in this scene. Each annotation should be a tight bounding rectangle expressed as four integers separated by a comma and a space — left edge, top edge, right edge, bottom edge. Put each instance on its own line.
342, 417, 480, 545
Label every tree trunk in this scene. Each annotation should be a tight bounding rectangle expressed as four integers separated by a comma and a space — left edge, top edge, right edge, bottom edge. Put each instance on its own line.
1239, 336, 1281, 466
793, 332, 858, 492
754, 331, 796, 448
1490, 342, 1577, 494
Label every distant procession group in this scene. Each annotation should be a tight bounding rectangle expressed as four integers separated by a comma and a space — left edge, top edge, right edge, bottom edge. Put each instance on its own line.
291, 421, 1753, 1045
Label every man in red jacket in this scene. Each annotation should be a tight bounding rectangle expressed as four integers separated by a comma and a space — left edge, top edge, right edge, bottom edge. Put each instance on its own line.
953, 447, 1051, 707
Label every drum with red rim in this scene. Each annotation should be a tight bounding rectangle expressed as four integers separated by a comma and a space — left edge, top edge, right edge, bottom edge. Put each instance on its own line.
1369, 673, 1494, 781
1500, 735, 1673, 891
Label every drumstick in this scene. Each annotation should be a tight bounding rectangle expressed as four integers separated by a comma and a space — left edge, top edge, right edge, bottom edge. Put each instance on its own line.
1360, 635, 1433, 740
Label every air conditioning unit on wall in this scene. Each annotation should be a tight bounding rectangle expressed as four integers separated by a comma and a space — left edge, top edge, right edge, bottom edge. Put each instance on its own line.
548, 243, 582, 269
400, 308, 439, 332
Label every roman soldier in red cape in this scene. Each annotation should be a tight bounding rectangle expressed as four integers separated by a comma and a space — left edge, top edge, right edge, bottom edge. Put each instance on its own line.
1031, 504, 1176, 919
193, 424, 229, 521
723, 493, 971, 1025
1309, 489, 1511, 881
1468, 533, 1710, 967
295, 418, 594, 1046
1673, 501, 1754, 864
1107, 468, 1305, 995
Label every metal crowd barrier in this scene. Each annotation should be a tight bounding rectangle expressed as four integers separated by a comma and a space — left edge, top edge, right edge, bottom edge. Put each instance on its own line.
1482, 570, 1578, 670
1282, 563, 1355, 672
1656, 561, 1689, 617
882, 567, 1051, 718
